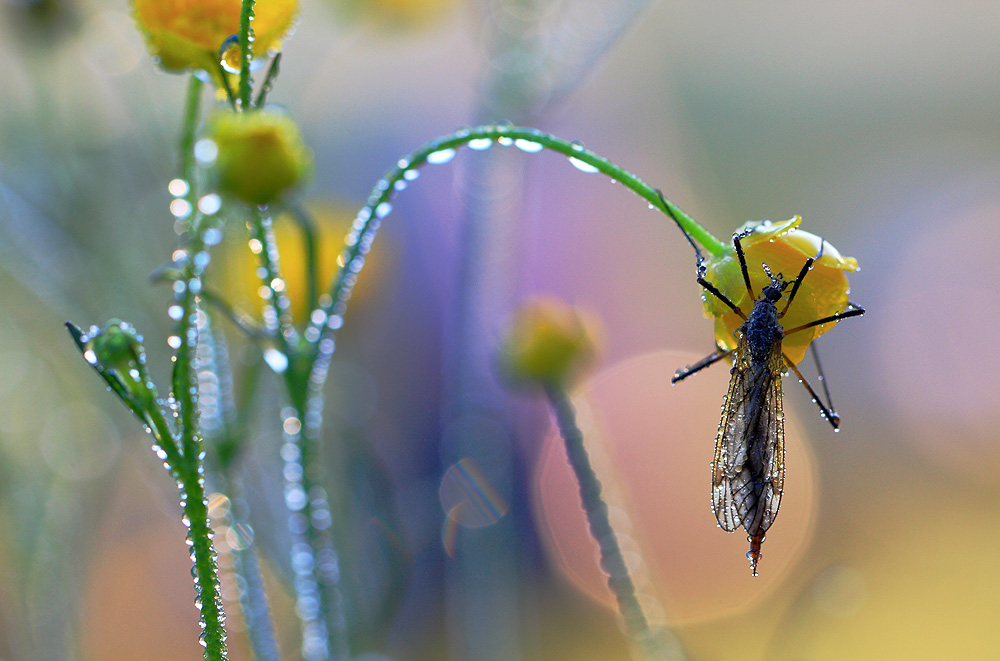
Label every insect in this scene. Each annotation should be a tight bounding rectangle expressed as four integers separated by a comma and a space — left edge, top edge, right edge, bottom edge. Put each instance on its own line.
658, 192, 865, 576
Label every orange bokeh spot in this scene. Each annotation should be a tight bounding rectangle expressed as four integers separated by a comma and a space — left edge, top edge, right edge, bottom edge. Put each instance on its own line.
533, 350, 819, 624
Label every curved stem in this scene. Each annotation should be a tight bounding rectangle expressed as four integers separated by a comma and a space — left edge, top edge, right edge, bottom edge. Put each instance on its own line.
305, 124, 725, 350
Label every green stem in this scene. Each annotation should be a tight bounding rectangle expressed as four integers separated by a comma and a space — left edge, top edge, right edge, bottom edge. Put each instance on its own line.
286, 202, 320, 312
179, 76, 203, 184
544, 387, 649, 630
545, 386, 676, 659
254, 52, 282, 109
247, 207, 297, 353
238, 0, 256, 110
305, 124, 725, 347
172, 74, 229, 661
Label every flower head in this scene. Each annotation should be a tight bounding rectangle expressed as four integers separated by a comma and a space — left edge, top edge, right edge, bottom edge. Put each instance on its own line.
700, 217, 858, 365
499, 298, 601, 388
205, 109, 312, 205
131, 0, 298, 73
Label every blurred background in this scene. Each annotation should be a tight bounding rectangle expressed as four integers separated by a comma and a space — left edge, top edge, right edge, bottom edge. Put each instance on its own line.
1, 0, 998, 659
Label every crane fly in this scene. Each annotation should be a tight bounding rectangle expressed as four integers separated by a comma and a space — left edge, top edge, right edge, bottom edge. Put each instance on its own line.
658, 192, 865, 576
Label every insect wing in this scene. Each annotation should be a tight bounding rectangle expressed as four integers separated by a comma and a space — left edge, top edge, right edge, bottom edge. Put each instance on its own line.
711, 337, 786, 536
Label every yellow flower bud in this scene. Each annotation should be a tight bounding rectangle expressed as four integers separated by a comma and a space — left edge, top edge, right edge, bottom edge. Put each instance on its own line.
131, 0, 298, 73
700, 217, 858, 365
206, 110, 312, 205
499, 298, 601, 387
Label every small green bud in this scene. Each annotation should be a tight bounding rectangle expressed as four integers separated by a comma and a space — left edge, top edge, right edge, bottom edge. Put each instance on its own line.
499, 298, 601, 388
206, 110, 313, 206
77, 319, 157, 408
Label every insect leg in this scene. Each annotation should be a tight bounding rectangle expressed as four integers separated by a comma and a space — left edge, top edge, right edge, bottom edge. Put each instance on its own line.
783, 353, 840, 429
697, 277, 748, 320
809, 342, 837, 425
656, 189, 705, 269
732, 231, 756, 301
655, 190, 748, 320
672, 347, 735, 383
780, 240, 826, 317
782, 303, 865, 336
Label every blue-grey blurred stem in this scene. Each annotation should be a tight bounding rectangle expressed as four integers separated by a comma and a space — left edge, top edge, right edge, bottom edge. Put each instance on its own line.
544, 386, 684, 661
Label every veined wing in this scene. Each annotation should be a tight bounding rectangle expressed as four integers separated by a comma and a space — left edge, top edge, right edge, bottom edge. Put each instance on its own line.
711, 336, 786, 536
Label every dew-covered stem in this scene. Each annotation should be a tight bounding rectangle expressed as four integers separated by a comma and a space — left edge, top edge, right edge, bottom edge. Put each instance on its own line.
280, 400, 350, 661
247, 207, 298, 354
545, 386, 678, 660
172, 78, 230, 660
238, 0, 255, 111
305, 124, 725, 353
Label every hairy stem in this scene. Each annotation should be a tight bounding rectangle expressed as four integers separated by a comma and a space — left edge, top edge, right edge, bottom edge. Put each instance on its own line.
172, 73, 229, 661
238, 0, 255, 110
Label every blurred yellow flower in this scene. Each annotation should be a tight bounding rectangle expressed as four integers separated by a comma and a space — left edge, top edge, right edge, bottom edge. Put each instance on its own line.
326, 0, 456, 30
214, 202, 390, 323
499, 298, 601, 388
700, 217, 858, 365
206, 109, 312, 206
131, 0, 298, 73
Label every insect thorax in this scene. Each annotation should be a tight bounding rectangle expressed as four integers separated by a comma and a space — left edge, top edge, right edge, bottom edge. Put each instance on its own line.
742, 296, 783, 363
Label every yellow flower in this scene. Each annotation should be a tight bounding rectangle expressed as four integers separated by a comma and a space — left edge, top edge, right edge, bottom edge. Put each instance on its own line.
700, 217, 858, 365
326, 0, 456, 30
206, 110, 312, 206
499, 298, 601, 388
131, 0, 298, 73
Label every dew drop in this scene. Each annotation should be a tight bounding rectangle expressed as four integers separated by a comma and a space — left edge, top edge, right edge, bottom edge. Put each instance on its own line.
426, 148, 456, 164
198, 194, 222, 215
375, 201, 392, 219
202, 227, 223, 246
263, 348, 289, 373
170, 199, 193, 219
568, 157, 599, 173
219, 35, 241, 74
403, 169, 420, 181
167, 336, 182, 350
498, 136, 514, 146
168, 179, 190, 197
514, 139, 543, 153
194, 139, 218, 165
